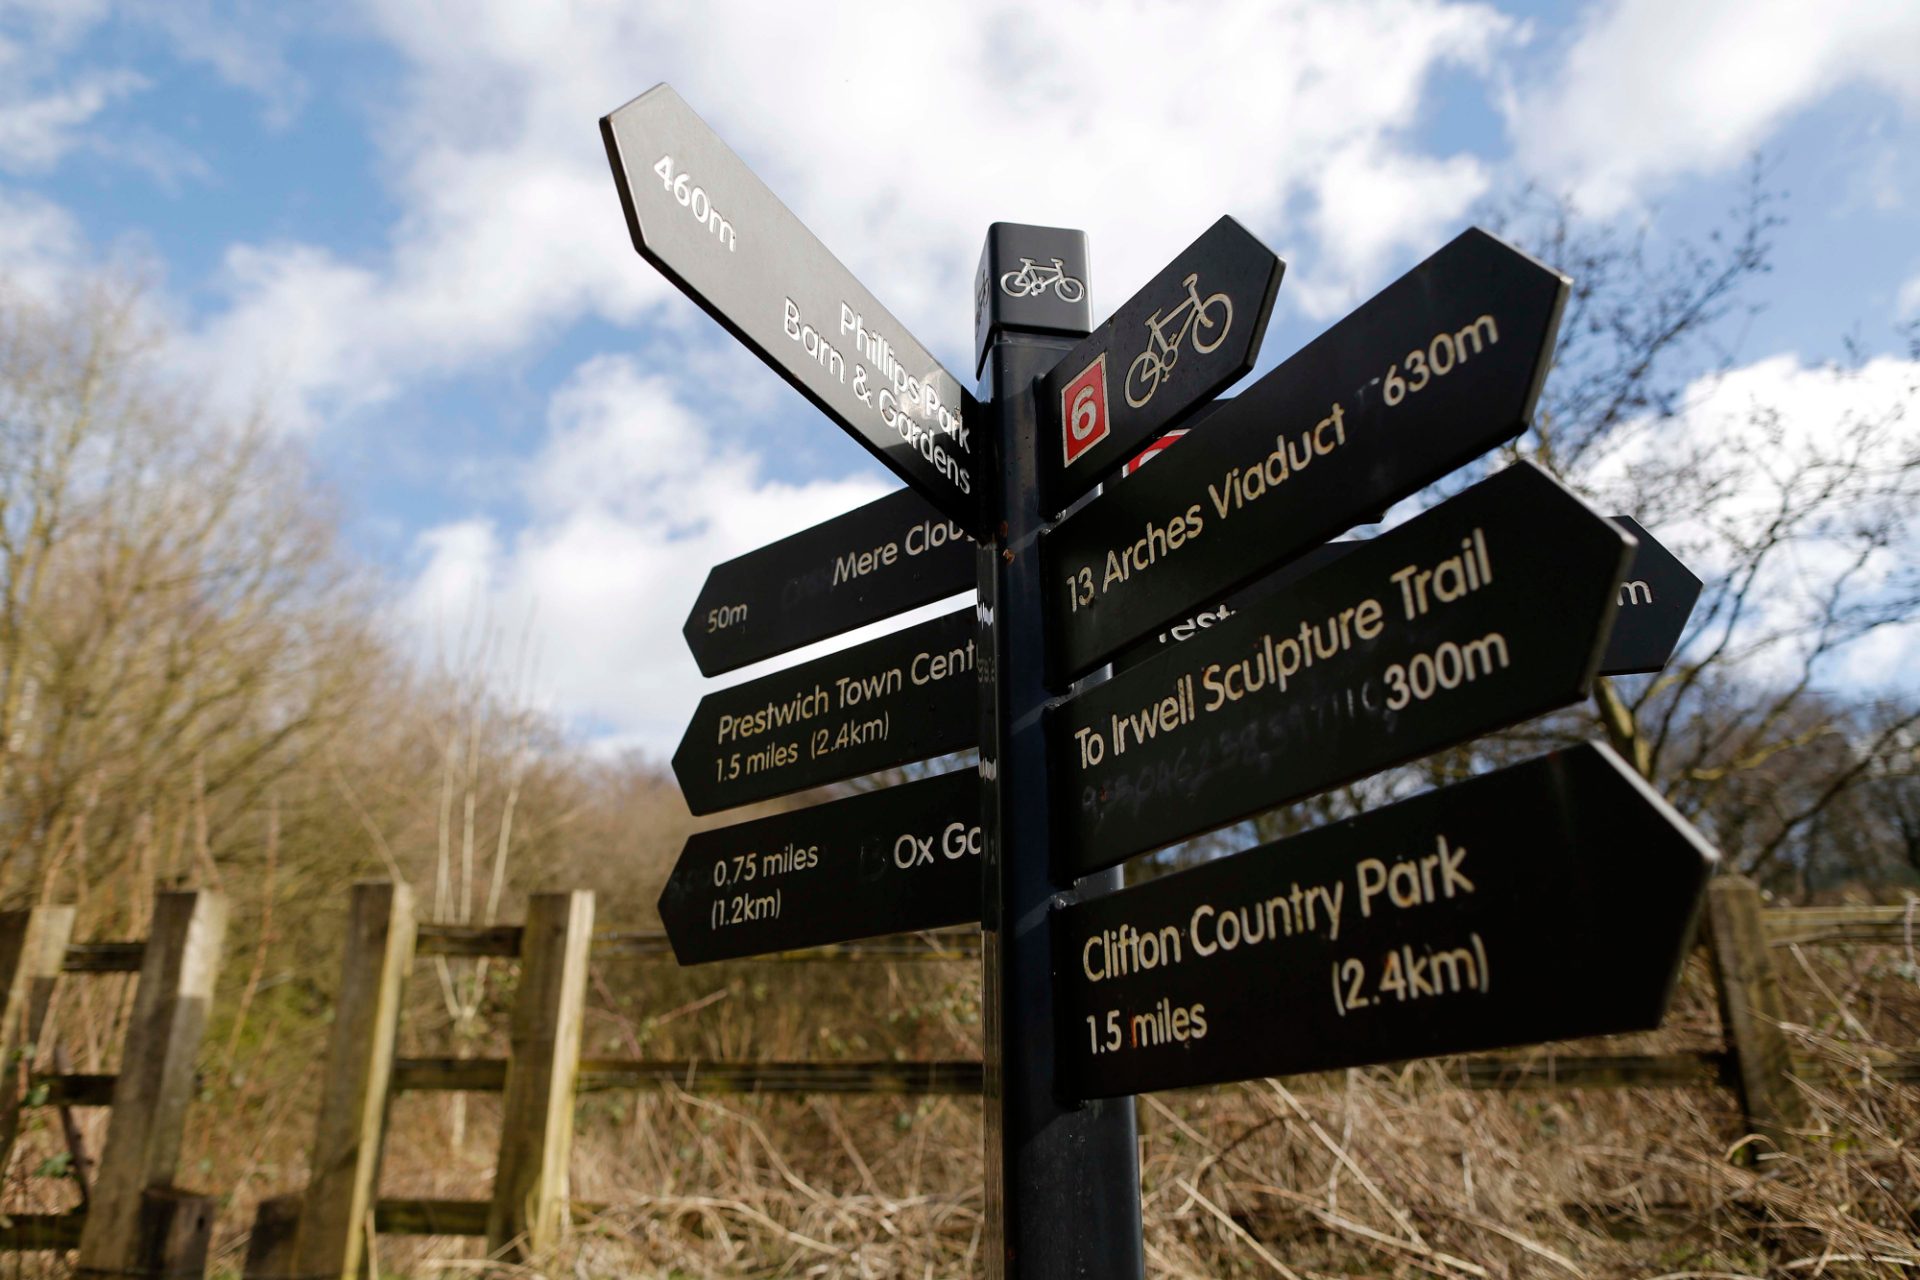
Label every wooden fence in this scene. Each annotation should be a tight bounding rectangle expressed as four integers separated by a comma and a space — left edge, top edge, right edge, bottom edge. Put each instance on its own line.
4, 879, 1905, 1274
229, 875, 1918, 1275
0, 889, 228, 1278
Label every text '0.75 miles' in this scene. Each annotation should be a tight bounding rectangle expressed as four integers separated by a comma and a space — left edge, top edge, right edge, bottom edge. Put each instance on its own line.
1060, 312, 1503, 616
651, 155, 736, 250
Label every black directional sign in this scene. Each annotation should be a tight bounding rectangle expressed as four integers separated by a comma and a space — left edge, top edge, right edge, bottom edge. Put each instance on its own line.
1043, 227, 1569, 679
1109, 539, 1354, 675
660, 768, 981, 964
1116, 523, 1695, 681
1601, 516, 1702, 675
674, 607, 977, 815
602, 85, 983, 534
1051, 463, 1632, 876
1037, 217, 1283, 511
1052, 741, 1716, 1099
685, 488, 974, 677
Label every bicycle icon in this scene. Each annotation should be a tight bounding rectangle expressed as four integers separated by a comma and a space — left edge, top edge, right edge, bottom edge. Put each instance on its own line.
1124, 273, 1232, 408
999, 257, 1086, 304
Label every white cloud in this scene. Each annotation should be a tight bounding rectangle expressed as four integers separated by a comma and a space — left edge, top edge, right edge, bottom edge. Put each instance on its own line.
133, 3, 308, 125
0, 0, 110, 49
1898, 270, 1920, 320
180, 0, 1516, 430
0, 66, 144, 172
1585, 350, 1920, 689
0, 187, 83, 295
1508, 0, 1920, 214
1294, 141, 1491, 318
394, 355, 898, 758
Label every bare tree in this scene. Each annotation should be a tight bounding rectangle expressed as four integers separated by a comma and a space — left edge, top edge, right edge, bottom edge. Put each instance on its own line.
0, 274, 381, 907
1491, 175, 1920, 889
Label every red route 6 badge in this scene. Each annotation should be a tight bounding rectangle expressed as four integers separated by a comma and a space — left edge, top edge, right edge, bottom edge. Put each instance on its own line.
1060, 354, 1110, 467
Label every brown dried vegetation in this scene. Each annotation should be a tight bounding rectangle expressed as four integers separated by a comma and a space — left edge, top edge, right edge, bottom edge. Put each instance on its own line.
1, 189, 1918, 1275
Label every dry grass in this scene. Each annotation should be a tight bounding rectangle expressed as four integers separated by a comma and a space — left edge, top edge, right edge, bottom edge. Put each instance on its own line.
353, 930, 1918, 1279
3, 901, 1916, 1278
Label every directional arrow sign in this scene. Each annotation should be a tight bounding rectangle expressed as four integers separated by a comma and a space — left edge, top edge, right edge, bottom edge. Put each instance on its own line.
674, 607, 977, 815
1601, 516, 1703, 675
1115, 525, 1692, 681
1043, 227, 1569, 679
602, 85, 982, 534
1037, 217, 1282, 511
685, 488, 974, 677
1051, 463, 1633, 876
1052, 741, 1716, 1099
660, 768, 981, 964
1109, 539, 1354, 675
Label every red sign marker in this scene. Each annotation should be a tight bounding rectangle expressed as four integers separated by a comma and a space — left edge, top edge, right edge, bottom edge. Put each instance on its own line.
1121, 428, 1187, 477
1061, 354, 1111, 467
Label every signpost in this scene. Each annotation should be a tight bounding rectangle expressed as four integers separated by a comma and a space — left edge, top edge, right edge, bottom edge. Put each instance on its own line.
659, 768, 981, 963
972, 223, 1145, 1277
684, 487, 972, 677
1601, 516, 1703, 675
1035, 217, 1282, 511
1109, 539, 1351, 674
672, 607, 976, 814
603, 83, 1721, 1279
1051, 463, 1633, 875
1052, 742, 1716, 1098
1043, 228, 1570, 679
602, 84, 984, 535
1113, 516, 1701, 681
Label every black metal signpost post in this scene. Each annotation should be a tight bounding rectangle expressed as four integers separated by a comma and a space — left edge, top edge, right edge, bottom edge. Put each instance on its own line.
975, 224, 1146, 1279
605, 81, 1719, 1280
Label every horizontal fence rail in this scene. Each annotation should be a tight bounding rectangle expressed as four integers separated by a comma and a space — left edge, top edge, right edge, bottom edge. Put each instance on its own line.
387, 1048, 1920, 1099
22, 1072, 118, 1107
1764, 904, 1918, 948
414, 922, 982, 961
416, 908, 1911, 957
238, 884, 1919, 1274
0, 1214, 86, 1250
61, 941, 146, 973
375, 1197, 603, 1238
391, 1056, 986, 1096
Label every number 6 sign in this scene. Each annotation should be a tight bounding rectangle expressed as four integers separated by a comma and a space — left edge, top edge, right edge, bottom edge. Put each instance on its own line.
1061, 353, 1111, 467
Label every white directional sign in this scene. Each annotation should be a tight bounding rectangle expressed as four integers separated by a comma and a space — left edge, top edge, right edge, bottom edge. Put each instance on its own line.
602, 84, 983, 534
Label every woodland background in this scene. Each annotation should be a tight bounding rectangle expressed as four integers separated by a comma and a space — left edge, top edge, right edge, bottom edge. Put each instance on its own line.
1, 187, 1917, 1275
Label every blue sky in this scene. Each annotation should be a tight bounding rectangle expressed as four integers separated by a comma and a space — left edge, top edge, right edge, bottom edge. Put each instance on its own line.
2, 0, 1916, 758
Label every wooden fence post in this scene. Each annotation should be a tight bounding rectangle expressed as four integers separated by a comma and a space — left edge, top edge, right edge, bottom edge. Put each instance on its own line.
1707, 875, 1807, 1153
240, 1194, 302, 1280
134, 1188, 216, 1278
76, 889, 228, 1277
239, 883, 417, 1279
255, 881, 417, 1280
0, 905, 77, 1178
486, 891, 593, 1261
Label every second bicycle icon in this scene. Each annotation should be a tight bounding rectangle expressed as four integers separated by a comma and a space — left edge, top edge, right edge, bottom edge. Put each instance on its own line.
1125, 273, 1232, 408
1000, 257, 1087, 304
